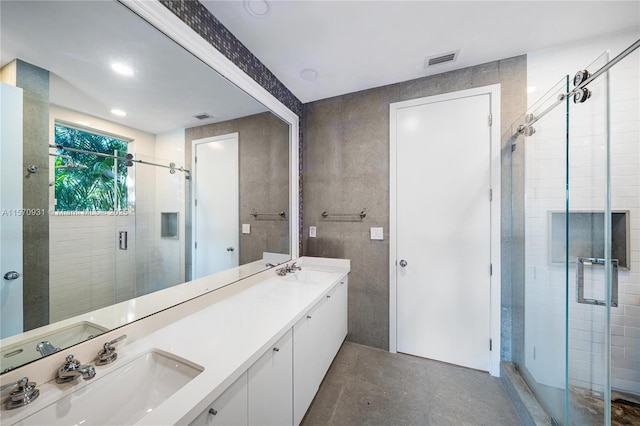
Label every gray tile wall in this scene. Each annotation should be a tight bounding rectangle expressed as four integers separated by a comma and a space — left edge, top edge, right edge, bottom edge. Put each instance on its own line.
303, 57, 527, 353
185, 112, 290, 264
15, 60, 51, 331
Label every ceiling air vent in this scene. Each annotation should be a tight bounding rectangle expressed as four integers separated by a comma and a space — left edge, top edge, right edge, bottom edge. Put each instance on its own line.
424, 50, 459, 68
193, 113, 213, 120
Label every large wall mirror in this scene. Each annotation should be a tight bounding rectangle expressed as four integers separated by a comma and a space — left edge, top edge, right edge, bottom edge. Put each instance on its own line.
0, 0, 298, 373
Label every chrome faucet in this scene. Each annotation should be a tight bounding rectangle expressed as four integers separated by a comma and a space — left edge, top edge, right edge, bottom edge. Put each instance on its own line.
56, 354, 96, 383
276, 262, 302, 276
36, 340, 60, 357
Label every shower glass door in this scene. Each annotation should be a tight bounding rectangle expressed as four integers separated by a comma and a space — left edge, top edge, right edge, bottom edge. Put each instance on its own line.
566, 52, 612, 425
566, 45, 640, 425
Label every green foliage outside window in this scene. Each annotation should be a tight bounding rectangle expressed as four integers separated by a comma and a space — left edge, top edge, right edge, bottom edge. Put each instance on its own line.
54, 124, 129, 211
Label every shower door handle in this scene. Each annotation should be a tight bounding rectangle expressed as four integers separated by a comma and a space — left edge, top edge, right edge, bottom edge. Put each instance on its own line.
576, 257, 618, 307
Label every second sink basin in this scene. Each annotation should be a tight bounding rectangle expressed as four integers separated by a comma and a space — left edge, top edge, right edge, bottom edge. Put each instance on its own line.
17, 350, 203, 425
283, 268, 341, 284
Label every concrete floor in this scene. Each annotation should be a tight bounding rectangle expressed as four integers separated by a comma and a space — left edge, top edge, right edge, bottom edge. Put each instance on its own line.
302, 342, 522, 426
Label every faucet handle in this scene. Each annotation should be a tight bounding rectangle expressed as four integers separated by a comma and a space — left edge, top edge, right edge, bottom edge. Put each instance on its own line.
62, 354, 81, 369
2, 377, 40, 410
96, 334, 127, 366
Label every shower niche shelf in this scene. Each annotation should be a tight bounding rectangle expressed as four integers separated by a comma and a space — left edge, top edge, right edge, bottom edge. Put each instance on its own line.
549, 210, 629, 269
161, 212, 179, 239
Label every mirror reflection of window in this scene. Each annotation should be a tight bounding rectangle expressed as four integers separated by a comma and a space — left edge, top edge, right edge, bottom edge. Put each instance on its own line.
53, 124, 129, 212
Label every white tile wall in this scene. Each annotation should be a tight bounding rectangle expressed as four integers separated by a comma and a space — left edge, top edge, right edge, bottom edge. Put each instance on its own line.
49, 214, 136, 322
525, 30, 640, 396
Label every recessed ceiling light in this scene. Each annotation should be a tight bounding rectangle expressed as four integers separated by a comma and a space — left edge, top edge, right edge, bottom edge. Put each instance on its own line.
111, 109, 127, 117
300, 68, 319, 81
243, 0, 270, 18
111, 62, 134, 77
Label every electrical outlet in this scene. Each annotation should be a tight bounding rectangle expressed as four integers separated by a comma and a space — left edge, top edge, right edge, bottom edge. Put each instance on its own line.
309, 226, 316, 238
242, 224, 251, 234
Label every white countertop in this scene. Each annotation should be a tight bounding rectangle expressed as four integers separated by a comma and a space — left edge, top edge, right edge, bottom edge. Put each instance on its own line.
1, 257, 349, 425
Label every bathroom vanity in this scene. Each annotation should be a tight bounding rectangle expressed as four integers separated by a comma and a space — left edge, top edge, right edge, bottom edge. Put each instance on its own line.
0, 257, 349, 425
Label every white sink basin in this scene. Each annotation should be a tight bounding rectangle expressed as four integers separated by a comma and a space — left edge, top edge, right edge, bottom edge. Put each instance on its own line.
1, 322, 108, 373
283, 268, 341, 284
17, 350, 203, 425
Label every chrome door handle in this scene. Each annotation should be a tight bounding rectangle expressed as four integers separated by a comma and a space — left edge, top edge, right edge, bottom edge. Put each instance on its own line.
3, 271, 20, 280
399, 260, 407, 267
576, 257, 618, 307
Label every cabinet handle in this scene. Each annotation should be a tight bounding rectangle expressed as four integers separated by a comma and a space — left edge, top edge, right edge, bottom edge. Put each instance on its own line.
307, 315, 312, 319
326, 295, 331, 298
273, 347, 280, 352
209, 408, 218, 416
340, 281, 344, 285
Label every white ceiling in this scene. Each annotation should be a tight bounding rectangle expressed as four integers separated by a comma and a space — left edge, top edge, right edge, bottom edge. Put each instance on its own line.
1, 1, 267, 135
203, 1, 640, 103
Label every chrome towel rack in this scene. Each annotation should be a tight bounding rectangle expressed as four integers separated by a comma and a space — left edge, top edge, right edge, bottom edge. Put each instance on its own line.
251, 210, 286, 219
321, 210, 366, 220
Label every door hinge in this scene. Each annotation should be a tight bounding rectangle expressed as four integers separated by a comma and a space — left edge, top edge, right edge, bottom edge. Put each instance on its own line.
195, 199, 197, 207
489, 188, 493, 201
490, 263, 493, 276
195, 156, 197, 163
195, 242, 197, 249
490, 339, 493, 351
488, 113, 493, 126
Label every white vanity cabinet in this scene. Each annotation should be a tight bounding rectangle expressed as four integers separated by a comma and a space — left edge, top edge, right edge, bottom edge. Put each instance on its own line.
248, 329, 293, 426
190, 373, 248, 426
188, 272, 348, 426
293, 277, 348, 425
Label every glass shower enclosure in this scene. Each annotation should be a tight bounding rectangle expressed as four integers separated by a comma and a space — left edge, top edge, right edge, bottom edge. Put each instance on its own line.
48, 141, 190, 324
511, 39, 639, 425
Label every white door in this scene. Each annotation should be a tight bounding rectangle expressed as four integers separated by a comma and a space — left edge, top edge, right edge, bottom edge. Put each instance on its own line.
0, 83, 24, 338
192, 134, 239, 279
393, 91, 492, 371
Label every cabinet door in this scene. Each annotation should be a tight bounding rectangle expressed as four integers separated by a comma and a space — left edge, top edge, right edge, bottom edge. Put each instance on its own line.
248, 329, 293, 426
332, 278, 348, 351
190, 372, 248, 426
293, 298, 328, 425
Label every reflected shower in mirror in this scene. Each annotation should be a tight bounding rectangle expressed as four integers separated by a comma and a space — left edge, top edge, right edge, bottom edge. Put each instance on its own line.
0, 0, 291, 373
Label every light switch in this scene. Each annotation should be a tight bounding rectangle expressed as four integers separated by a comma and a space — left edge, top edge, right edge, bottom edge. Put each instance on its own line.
309, 226, 317, 238
242, 223, 251, 234
370, 227, 384, 240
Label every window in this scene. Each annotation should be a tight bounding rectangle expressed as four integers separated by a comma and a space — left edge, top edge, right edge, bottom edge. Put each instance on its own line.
53, 124, 129, 212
